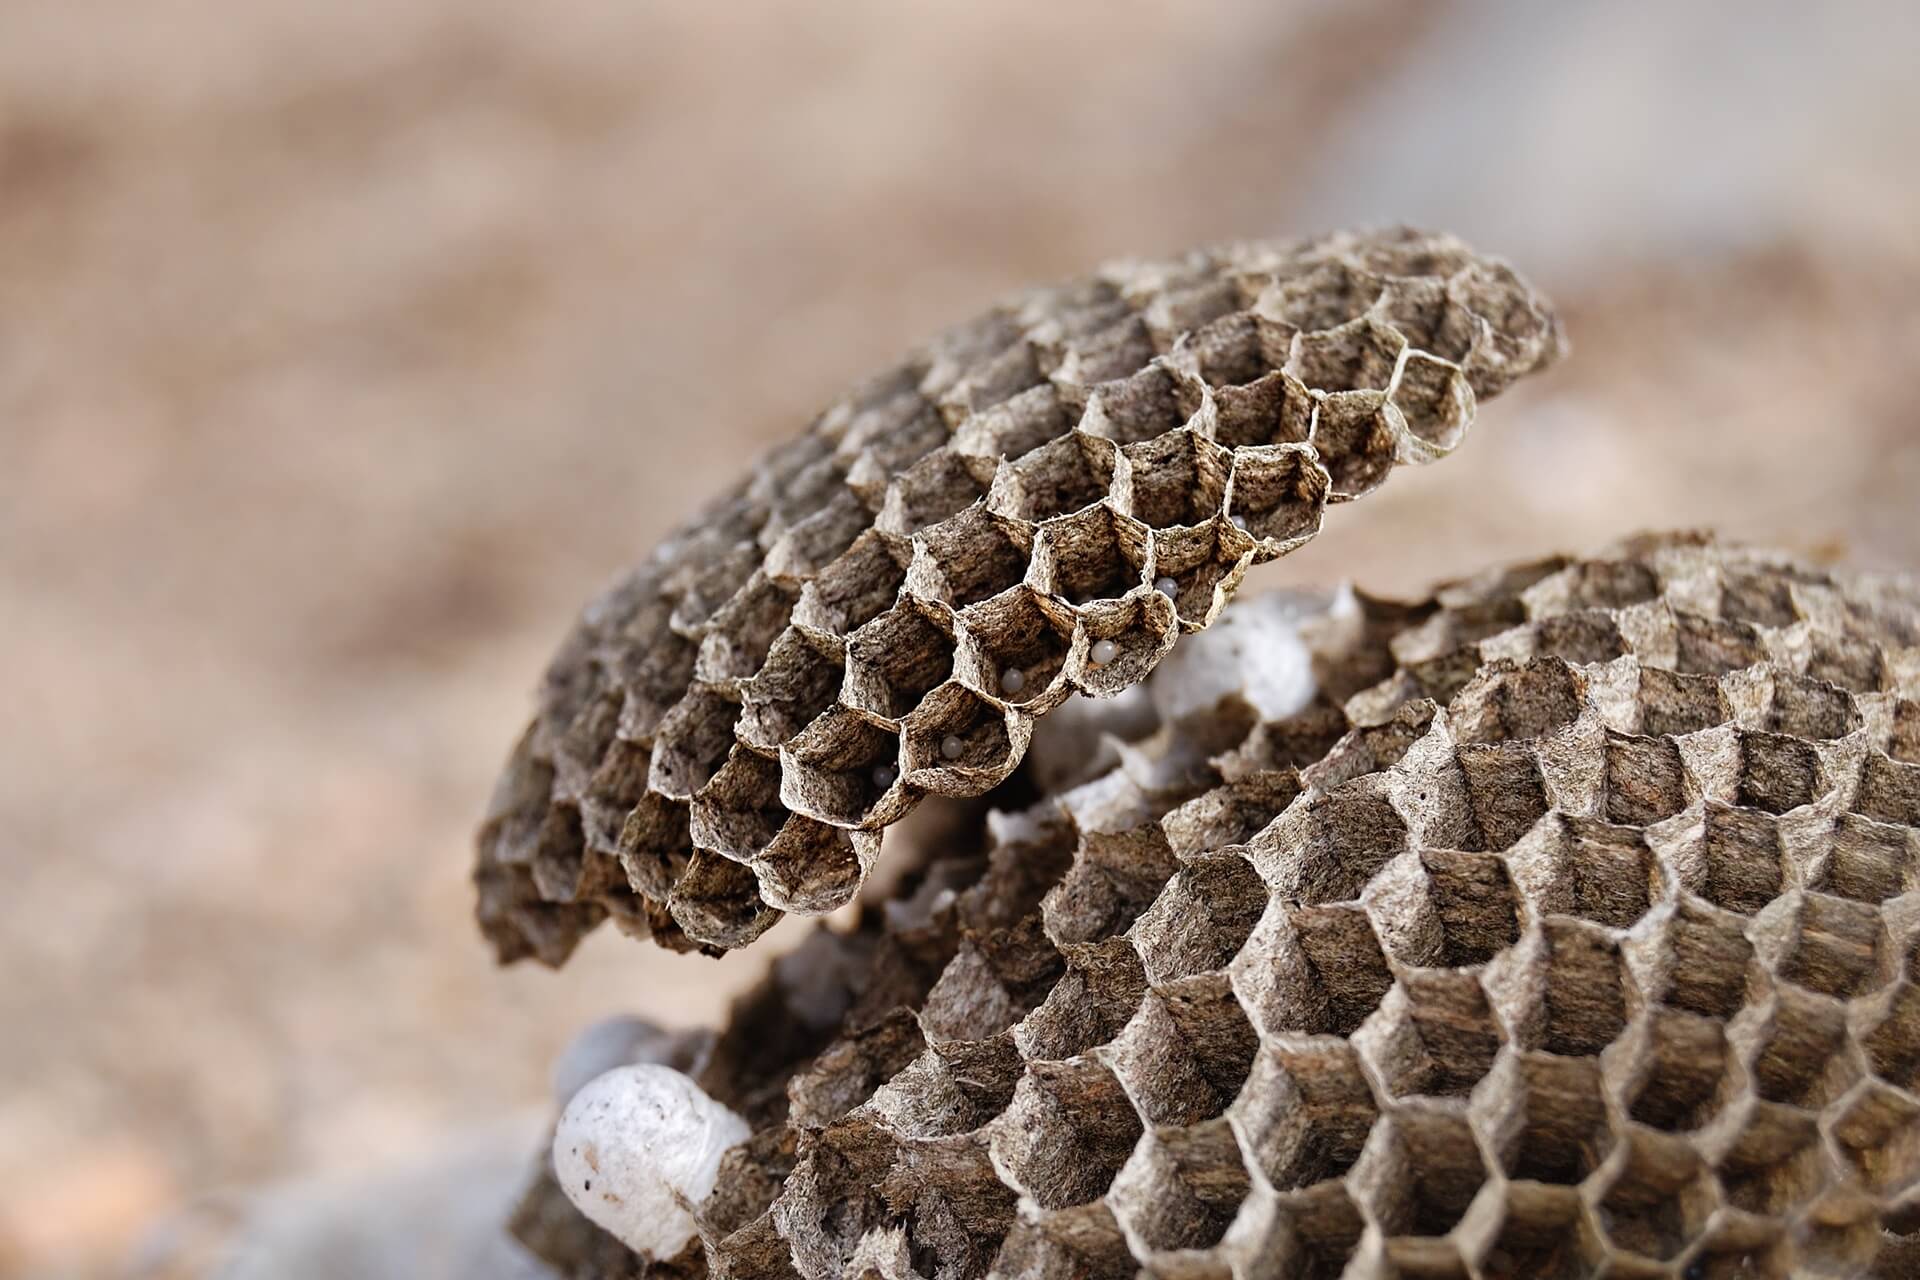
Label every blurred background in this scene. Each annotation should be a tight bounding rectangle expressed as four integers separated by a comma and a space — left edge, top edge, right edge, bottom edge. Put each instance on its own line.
2, 1, 1916, 1275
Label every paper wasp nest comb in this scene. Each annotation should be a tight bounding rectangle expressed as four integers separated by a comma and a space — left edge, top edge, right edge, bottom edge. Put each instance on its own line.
514, 534, 1920, 1279
476, 228, 1564, 962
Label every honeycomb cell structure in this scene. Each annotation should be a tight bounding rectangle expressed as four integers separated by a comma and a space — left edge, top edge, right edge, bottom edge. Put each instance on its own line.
475, 228, 1565, 962
511, 534, 1920, 1279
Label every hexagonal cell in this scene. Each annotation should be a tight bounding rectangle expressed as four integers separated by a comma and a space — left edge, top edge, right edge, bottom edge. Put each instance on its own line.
1108, 1121, 1250, 1253
1714, 1106, 1825, 1218
875, 450, 993, 538
1183, 308, 1294, 389
918, 932, 1061, 1045
1506, 814, 1663, 930
1418, 842, 1535, 964
688, 747, 787, 860
1863, 982, 1920, 1093
1253, 775, 1409, 905
1636, 665, 1734, 737
900, 681, 1028, 796
1856, 753, 1920, 828
1829, 1081, 1920, 1195
616, 792, 692, 901
1480, 1186, 1598, 1280
1111, 976, 1257, 1127
1288, 316, 1406, 397
789, 530, 911, 639
1749, 984, 1852, 1108
669, 542, 760, 635
1806, 631, 1891, 696
608, 628, 699, 744
1621, 1007, 1733, 1133
1121, 427, 1232, 530
1355, 970, 1504, 1099
1446, 260, 1559, 396
940, 339, 1048, 423
869, 1038, 1025, 1140
1149, 521, 1256, 631
1162, 772, 1302, 858
1807, 812, 1917, 904
1041, 825, 1180, 947
988, 1200, 1133, 1280
1772, 892, 1891, 999
1456, 741, 1551, 853
737, 628, 846, 751
958, 586, 1076, 711
1368, 272, 1469, 358
1589, 1133, 1719, 1263
668, 848, 781, 949
787, 1011, 927, 1129
778, 709, 908, 829
1761, 672, 1861, 740
1355, 1111, 1491, 1242
648, 686, 742, 800
1211, 369, 1315, 451
1604, 731, 1692, 825
1511, 610, 1633, 669
1271, 1179, 1367, 1280
1053, 313, 1158, 388
1015, 937, 1147, 1062
1224, 444, 1328, 548
695, 571, 801, 687
1731, 730, 1827, 816
1490, 919, 1633, 1058
1234, 1039, 1377, 1192
1266, 259, 1384, 331
843, 600, 957, 720
1449, 657, 1589, 746
764, 489, 871, 583
1716, 565, 1805, 629
1388, 352, 1474, 454
834, 392, 944, 487
759, 450, 847, 535
755, 816, 880, 915
1639, 898, 1756, 1021
947, 380, 1071, 459
989, 1058, 1143, 1210
1081, 365, 1195, 446
1667, 803, 1786, 915
1523, 556, 1664, 617
988, 432, 1121, 523
910, 504, 1036, 609
1482, 1051, 1611, 1186
1130, 853, 1268, 985
1142, 274, 1242, 343
1305, 392, 1397, 499
580, 735, 654, 859
1067, 591, 1179, 698
1031, 502, 1153, 605
1257, 901, 1398, 1036
1672, 611, 1769, 677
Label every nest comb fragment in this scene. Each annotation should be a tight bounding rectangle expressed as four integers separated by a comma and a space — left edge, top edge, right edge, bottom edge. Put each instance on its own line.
476, 227, 1565, 962
514, 533, 1920, 1279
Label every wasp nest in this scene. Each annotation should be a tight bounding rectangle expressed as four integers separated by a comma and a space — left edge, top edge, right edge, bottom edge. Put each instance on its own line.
510, 533, 1920, 1279
475, 228, 1565, 962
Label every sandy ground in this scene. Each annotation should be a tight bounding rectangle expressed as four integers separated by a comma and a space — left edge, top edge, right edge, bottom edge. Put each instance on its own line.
2, 2, 1916, 1275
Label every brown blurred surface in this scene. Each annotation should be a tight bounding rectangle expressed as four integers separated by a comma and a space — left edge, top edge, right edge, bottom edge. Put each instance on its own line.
1, 2, 1915, 1275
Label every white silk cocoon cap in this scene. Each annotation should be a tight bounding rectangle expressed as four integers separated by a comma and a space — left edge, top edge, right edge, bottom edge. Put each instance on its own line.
552, 1063, 750, 1258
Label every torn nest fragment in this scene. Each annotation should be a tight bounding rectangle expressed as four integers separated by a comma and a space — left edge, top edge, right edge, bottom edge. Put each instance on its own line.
474, 227, 1565, 963
512, 533, 1920, 1279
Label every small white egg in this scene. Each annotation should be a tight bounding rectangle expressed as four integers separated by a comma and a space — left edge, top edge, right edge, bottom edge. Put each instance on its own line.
872, 763, 898, 789
1089, 639, 1119, 667
999, 668, 1026, 695
1154, 576, 1178, 598
1230, 513, 1249, 531
940, 734, 966, 760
